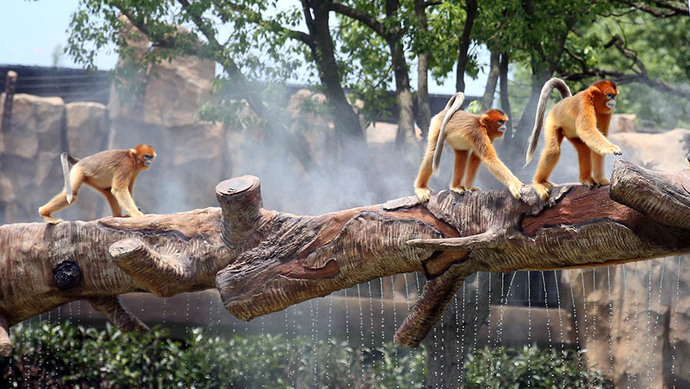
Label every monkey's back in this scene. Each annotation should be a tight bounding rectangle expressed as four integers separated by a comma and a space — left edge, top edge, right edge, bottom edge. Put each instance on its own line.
547, 92, 585, 139
77, 149, 134, 187
440, 110, 481, 151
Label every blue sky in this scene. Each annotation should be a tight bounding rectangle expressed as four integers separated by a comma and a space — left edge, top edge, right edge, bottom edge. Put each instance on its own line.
1, 0, 117, 69
0, 0, 486, 95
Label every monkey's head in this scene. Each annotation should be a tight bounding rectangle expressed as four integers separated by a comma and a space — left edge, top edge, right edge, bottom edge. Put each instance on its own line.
591, 79, 618, 112
131, 144, 156, 170
481, 109, 509, 139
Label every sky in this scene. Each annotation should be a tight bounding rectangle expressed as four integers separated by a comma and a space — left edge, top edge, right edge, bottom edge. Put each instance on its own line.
1, 0, 117, 69
0, 0, 486, 95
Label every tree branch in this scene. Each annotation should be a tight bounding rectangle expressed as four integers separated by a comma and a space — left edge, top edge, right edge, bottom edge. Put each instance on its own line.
614, 0, 689, 17
330, 1, 387, 37
0, 162, 688, 354
216, 1, 315, 49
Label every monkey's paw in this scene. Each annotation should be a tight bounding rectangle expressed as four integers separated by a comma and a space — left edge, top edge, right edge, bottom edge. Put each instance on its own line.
415, 187, 432, 203
594, 176, 610, 186
533, 183, 551, 201
41, 215, 64, 224
450, 186, 466, 194
509, 181, 523, 200
600, 144, 622, 155
466, 187, 480, 192
579, 177, 596, 187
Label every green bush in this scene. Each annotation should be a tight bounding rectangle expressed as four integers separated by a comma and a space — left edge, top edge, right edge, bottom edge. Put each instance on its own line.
464, 345, 613, 389
0, 322, 612, 388
0, 321, 426, 388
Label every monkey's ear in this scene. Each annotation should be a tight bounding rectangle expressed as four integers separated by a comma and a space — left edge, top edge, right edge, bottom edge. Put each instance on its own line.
129, 148, 137, 156
480, 114, 490, 125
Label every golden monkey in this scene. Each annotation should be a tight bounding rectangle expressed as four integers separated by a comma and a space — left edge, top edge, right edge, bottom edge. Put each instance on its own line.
39, 144, 156, 223
525, 78, 622, 200
414, 92, 523, 202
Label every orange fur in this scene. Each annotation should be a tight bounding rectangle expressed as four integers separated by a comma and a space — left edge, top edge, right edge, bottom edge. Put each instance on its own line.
525, 78, 621, 200
414, 92, 522, 202
39, 144, 156, 223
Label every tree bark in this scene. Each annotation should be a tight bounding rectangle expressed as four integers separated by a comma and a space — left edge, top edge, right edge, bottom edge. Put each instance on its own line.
499, 52, 513, 134
414, 0, 431, 139
303, 0, 365, 140
455, 0, 478, 93
0, 162, 688, 356
480, 48, 500, 110
1, 70, 17, 133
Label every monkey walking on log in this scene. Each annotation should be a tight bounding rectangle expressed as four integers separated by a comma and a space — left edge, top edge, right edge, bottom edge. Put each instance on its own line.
38, 144, 156, 224
525, 78, 622, 200
414, 92, 523, 202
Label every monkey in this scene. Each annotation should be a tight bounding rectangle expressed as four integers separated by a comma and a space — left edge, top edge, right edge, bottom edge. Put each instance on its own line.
38, 144, 156, 224
414, 92, 523, 202
525, 78, 622, 200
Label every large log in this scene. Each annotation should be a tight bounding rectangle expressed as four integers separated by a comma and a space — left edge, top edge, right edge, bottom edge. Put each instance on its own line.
0, 161, 688, 355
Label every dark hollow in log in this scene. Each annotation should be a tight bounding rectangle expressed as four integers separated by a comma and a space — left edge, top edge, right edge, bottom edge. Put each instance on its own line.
0, 161, 688, 354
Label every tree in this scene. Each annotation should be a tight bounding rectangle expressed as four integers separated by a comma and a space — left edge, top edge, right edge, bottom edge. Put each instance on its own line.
67, 0, 364, 162
332, 0, 417, 145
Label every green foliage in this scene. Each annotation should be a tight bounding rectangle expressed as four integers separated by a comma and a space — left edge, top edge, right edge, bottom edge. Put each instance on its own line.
0, 321, 426, 388
464, 345, 613, 389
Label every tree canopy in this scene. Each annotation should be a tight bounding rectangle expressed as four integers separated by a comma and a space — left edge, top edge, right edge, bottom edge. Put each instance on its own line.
65, 0, 690, 150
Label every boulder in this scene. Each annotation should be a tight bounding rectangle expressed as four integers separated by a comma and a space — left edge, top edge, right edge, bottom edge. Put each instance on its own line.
0, 94, 64, 223
610, 114, 638, 134
108, 22, 215, 128
65, 102, 108, 155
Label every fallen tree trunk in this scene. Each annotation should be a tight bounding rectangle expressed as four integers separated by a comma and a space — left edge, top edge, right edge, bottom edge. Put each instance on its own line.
0, 161, 688, 355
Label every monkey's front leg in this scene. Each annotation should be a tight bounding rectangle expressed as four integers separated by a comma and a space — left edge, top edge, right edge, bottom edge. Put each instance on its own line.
478, 147, 523, 200
591, 152, 610, 185
576, 113, 622, 156
450, 149, 469, 193
112, 187, 144, 217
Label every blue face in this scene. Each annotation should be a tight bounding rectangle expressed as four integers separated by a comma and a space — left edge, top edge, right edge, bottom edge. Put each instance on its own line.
144, 154, 154, 167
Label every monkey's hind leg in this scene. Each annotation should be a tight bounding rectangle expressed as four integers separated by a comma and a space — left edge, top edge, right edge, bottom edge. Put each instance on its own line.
532, 118, 564, 200
450, 149, 469, 193
38, 166, 85, 223
95, 187, 123, 217
568, 138, 595, 187
463, 152, 482, 191
414, 150, 435, 202
38, 192, 68, 224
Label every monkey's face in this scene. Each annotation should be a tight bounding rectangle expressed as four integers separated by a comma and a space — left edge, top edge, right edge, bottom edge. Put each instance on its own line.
482, 109, 509, 139
592, 80, 618, 112
133, 144, 157, 170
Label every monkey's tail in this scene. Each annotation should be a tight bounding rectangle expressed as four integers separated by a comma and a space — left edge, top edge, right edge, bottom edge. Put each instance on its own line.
524, 78, 572, 167
433, 92, 466, 172
61, 153, 79, 204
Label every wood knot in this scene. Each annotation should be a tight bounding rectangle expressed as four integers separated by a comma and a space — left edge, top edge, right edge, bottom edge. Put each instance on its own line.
53, 261, 82, 290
